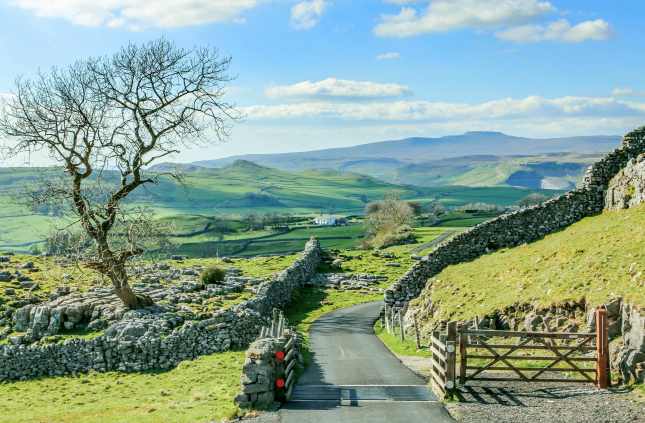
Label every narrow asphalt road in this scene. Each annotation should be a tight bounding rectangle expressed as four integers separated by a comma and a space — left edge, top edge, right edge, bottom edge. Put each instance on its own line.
271, 301, 454, 423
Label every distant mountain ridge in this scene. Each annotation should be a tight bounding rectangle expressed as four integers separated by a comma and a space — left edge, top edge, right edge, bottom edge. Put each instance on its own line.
154, 131, 620, 190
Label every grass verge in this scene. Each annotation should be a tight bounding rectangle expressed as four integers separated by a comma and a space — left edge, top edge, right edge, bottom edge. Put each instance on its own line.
374, 320, 431, 358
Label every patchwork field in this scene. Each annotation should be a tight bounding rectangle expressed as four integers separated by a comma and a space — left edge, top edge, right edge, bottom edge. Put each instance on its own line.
0, 163, 553, 252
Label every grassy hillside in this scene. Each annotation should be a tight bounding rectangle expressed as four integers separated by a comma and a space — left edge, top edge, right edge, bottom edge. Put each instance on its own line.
392, 154, 596, 190
412, 204, 645, 324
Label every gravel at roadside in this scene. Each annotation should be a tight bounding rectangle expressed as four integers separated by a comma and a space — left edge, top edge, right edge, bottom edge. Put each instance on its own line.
446, 380, 644, 423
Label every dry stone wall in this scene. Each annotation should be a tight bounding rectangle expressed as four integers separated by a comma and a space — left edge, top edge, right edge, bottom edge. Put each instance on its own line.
385, 126, 645, 309
0, 238, 322, 381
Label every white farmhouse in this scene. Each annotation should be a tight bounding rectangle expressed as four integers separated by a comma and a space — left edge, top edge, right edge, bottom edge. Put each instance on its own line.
314, 215, 338, 226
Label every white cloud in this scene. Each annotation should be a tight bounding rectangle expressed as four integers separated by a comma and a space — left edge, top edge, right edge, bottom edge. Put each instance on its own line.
497, 19, 611, 43
8, 0, 259, 30
612, 88, 645, 98
243, 95, 645, 122
265, 78, 411, 99
376, 52, 401, 60
374, 0, 555, 38
290, 0, 327, 30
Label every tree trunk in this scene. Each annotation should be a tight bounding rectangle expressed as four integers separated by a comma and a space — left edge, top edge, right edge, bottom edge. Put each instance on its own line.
109, 260, 153, 309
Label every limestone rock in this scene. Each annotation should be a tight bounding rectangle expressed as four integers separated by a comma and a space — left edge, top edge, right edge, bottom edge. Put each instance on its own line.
524, 313, 543, 331
605, 153, 645, 210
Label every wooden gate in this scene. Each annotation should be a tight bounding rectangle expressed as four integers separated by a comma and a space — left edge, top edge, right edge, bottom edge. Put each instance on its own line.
429, 322, 457, 399
428, 307, 610, 399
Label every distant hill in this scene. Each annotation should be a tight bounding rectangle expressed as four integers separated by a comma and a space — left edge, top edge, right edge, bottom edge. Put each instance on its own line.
159, 132, 619, 190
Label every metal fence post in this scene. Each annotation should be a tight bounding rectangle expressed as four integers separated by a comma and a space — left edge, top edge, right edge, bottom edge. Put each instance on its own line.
596, 306, 609, 389
413, 313, 421, 349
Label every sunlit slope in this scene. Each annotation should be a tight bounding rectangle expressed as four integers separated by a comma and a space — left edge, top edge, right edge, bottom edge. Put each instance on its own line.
413, 204, 645, 323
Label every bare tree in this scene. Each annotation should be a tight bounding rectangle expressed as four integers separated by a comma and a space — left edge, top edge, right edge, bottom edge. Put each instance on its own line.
0, 39, 238, 308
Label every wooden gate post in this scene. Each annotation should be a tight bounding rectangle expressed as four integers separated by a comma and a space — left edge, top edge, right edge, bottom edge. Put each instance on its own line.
459, 327, 467, 385
595, 306, 609, 389
446, 322, 457, 395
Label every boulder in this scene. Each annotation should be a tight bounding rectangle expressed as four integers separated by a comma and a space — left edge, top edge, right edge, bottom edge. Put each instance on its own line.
331, 258, 343, 270
47, 308, 63, 335
19, 281, 38, 290
524, 313, 543, 331
30, 306, 51, 338
13, 305, 33, 331
617, 349, 645, 384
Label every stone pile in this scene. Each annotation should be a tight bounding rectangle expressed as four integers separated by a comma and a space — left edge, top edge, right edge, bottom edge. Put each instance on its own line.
308, 273, 387, 291
235, 337, 286, 409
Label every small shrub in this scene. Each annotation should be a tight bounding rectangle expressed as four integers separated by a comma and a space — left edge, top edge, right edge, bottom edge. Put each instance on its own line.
625, 184, 635, 201
200, 266, 226, 285
363, 224, 416, 249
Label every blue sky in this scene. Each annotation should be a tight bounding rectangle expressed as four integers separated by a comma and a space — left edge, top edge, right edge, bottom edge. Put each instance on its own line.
1, 0, 645, 164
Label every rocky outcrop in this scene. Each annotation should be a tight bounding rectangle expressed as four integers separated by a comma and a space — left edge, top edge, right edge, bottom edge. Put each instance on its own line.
617, 304, 645, 383
605, 153, 645, 210
386, 126, 645, 309
0, 238, 322, 381
10, 271, 252, 341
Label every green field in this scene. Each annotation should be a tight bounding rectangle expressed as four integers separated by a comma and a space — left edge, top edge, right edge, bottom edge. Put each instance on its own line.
412, 204, 645, 328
